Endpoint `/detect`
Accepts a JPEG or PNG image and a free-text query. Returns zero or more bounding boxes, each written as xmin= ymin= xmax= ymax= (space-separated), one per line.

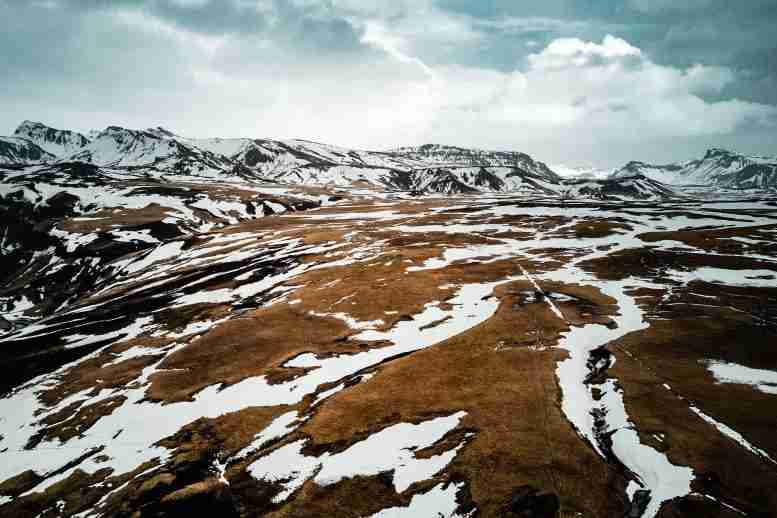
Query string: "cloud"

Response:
xmin=1 ymin=1 xmax=776 ymax=167
xmin=359 ymin=21 xmax=434 ymax=76
xmin=321 ymin=33 xmax=776 ymax=149
xmin=115 ymin=8 xmax=228 ymax=56
xmin=527 ymin=34 xmax=641 ymax=69
xmin=474 ymin=16 xmax=590 ymax=35
xmin=627 ymin=0 xmax=714 ymax=13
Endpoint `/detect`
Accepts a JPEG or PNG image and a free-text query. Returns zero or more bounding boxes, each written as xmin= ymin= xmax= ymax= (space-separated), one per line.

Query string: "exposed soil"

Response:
xmin=2 ymin=192 xmax=776 ymax=518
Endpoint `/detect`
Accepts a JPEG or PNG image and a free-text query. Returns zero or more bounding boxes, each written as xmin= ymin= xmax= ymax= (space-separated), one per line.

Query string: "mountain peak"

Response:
xmin=97 ymin=126 xmax=154 ymax=141
xmin=146 ymin=126 xmax=178 ymax=139
xmin=612 ymin=147 xmax=776 ymax=188
xmin=12 ymin=120 xmax=90 ymax=157
xmin=703 ymin=147 xmax=735 ymax=159
xmin=13 ymin=120 xmax=48 ymax=135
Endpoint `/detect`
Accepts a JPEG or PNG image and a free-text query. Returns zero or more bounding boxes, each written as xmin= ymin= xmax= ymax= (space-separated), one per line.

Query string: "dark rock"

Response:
xmin=0 ymin=316 xmax=12 ymax=331
xmin=626 ymin=489 xmax=651 ymax=518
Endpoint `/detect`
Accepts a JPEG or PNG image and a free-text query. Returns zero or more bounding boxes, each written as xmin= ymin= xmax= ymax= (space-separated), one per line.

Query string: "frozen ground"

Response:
xmin=1 ymin=190 xmax=776 ymax=517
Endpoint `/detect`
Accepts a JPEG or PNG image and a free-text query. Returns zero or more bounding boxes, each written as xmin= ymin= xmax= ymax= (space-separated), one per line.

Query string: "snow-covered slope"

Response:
xmin=0 ymin=160 xmax=320 ymax=332
xmin=410 ymin=166 xmax=560 ymax=195
xmin=191 ymin=138 xmax=563 ymax=194
xmin=612 ymin=148 xmax=777 ymax=189
xmin=3 ymin=122 xmax=565 ymax=194
xmin=551 ymin=164 xmax=612 ymax=180
xmin=0 ymin=136 xmax=56 ymax=165
xmin=69 ymin=126 xmax=248 ymax=178
xmin=393 ymin=143 xmax=557 ymax=173
xmin=13 ymin=120 xmax=90 ymax=157
xmin=191 ymin=137 xmax=422 ymax=174
xmin=560 ymin=175 xmax=676 ymax=200
xmin=5 ymin=121 xmax=775 ymax=195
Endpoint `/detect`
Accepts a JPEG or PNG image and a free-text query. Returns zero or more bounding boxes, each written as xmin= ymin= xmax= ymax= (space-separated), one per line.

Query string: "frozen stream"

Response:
xmin=542 ymin=267 xmax=694 ymax=518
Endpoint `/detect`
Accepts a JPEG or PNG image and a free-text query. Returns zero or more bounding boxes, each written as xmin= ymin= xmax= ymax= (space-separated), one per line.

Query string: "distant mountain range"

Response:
xmin=549 ymin=164 xmax=613 ymax=180
xmin=2 ymin=122 xmax=565 ymax=195
xmin=3 ymin=120 xmax=775 ymax=197
xmin=560 ymin=175 xmax=676 ymax=200
xmin=612 ymin=148 xmax=777 ymax=189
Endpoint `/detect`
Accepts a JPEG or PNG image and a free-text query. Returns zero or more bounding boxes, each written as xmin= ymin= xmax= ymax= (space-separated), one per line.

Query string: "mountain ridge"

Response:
xmin=14 ymin=120 xmax=91 ymax=157
xmin=8 ymin=120 xmax=770 ymax=196
xmin=3 ymin=121 xmax=568 ymax=195
xmin=611 ymin=147 xmax=777 ymax=189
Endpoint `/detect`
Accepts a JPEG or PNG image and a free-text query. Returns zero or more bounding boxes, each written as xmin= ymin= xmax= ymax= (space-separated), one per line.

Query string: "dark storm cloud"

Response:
xmin=0 ymin=0 xmax=372 ymax=131
xmin=2 ymin=0 xmax=364 ymax=51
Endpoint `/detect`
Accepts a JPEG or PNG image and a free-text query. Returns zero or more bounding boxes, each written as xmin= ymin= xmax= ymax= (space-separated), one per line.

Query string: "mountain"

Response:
xmin=409 ymin=166 xmax=561 ymax=195
xmin=551 ymin=164 xmax=612 ymax=180
xmin=393 ymin=143 xmax=559 ymax=173
xmin=195 ymin=140 xmax=560 ymax=194
xmin=69 ymin=126 xmax=251 ymax=177
xmin=560 ymin=174 xmax=677 ymax=200
xmin=93 ymin=129 xmax=564 ymax=194
xmin=13 ymin=120 xmax=91 ymax=157
xmin=4 ymin=122 xmax=560 ymax=194
xmin=12 ymin=121 xmax=774 ymax=198
xmin=612 ymin=148 xmax=777 ymax=189
xmin=241 ymin=142 xmax=562 ymax=194
xmin=0 ymin=136 xmax=56 ymax=165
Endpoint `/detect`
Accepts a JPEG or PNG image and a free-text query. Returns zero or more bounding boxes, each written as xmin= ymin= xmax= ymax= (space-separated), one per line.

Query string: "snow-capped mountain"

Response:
xmin=204 ymin=138 xmax=425 ymax=181
xmin=401 ymin=144 xmax=562 ymax=184
xmin=81 ymin=125 xmax=563 ymax=194
xmin=409 ymin=166 xmax=561 ymax=195
xmin=69 ymin=126 xmax=249 ymax=177
xmin=238 ymin=142 xmax=562 ymax=194
xmin=0 ymin=136 xmax=56 ymax=165
xmin=560 ymin=175 xmax=676 ymax=200
xmin=5 ymin=122 xmax=559 ymax=194
xmin=208 ymin=140 xmax=561 ymax=193
xmin=551 ymin=164 xmax=612 ymax=180
xmin=9 ymin=121 xmax=772 ymax=198
xmin=612 ymin=148 xmax=777 ymax=189
xmin=393 ymin=143 xmax=557 ymax=172
xmin=13 ymin=120 xmax=91 ymax=157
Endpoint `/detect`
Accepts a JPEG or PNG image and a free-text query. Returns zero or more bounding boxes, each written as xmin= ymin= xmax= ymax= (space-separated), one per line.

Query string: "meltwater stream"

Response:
xmin=542 ymin=265 xmax=694 ymax=518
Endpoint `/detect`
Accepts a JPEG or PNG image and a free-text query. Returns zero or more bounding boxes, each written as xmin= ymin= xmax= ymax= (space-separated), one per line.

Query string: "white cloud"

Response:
xmin=475 ymin=16 xmax=590 ymax=35
xmin=528 ymin=35 xmax=641 ymax=69
xmin=336 ymin=0 xmax=481 ymax=69
xmin=359 ymin=21 xmax=434 ymax=76
xmin=287 ymin=33 xmax=775 ymax=154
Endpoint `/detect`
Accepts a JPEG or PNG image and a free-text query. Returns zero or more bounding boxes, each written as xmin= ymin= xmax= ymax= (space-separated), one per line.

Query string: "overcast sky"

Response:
xmin=2 ymin=0 xmax=776 ymax=166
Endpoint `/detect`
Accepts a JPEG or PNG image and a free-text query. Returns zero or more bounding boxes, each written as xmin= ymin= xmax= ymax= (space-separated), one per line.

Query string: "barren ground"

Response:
xmin=1 ymin=193 xmax=776 ymax=517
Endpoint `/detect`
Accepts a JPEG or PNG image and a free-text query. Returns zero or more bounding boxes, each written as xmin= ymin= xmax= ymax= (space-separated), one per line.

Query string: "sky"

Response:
xmin=1 ymin=0 xmax=776 ymax=167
